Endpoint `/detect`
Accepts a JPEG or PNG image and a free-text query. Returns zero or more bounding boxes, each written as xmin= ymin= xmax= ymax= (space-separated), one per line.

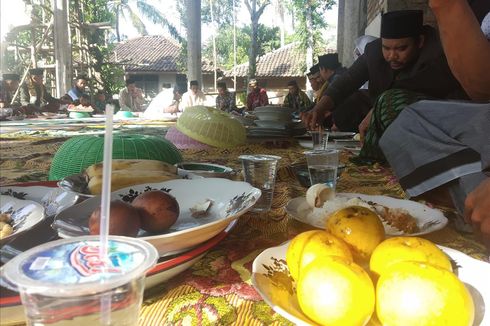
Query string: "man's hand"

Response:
xmin=301 ymin=109 xmax=321 ymax=130
xmin=464 ymin=178 xmax=490 ymax=250
xmin=358 ymin=109 xmax=373 ymax=145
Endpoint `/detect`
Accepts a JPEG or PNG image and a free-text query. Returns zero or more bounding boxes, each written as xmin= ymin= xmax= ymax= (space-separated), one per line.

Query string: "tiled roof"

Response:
xmin=224 ymin=43 xmax=306 ymax=78
xmin=111 ymin=35 xmax=215 ymax=73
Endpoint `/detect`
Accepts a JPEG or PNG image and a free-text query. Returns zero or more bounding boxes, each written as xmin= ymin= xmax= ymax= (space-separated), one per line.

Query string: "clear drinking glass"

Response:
xmin=1 ymin=236 xmax=158 ymax=326
xmin=304 ymin=149 xmax=339 ymax=189
xmin=239 ymin=154 xmax=281 ymax=212
xmin=310 ymin=130 xmax=329 ymax=150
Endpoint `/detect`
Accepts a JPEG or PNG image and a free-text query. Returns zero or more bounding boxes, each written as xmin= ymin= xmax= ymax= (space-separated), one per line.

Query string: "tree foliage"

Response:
xmin=107 ymin=0 xmax=182 ymax=42
xmin=287 ymin=0 xmax=336 ymax=59
xmin=244 ymin=0 xmax=271 ymax=79
xmin=202 ymin=24 xmax=280 ymax=70
xmin=77 ymin=0 xmax=125 ymax=95
xmin=201 ymin=0 xmax=241 ymax=26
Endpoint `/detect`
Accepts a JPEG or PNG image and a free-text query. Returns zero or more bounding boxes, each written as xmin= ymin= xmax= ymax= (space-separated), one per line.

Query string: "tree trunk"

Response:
xmin=233 ymin=0 xmax=237 ymax=89
xmin=52 ymin=0 xmax=72 ymax=97
xmin=247 ymin=0 xmax=258 ymax=81
xmin=248 ymin=16 xmax=258 ymax=80
xmin=210 ymin=0 xmax=217 ymax=91
xmin=305 ymin=3 xmax=314 ymax=96
xmin=186 ymin=0 xmax=202 ymax=88
xmin=116 ymin=5 xmax=121 ymax=42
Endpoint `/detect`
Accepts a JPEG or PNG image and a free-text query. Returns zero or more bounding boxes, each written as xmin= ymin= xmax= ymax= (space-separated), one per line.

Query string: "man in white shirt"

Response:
xmin=143 ymin=87 xmax=182 ymax=119
xmin=180 ymin=80 xmax=205 ymax=111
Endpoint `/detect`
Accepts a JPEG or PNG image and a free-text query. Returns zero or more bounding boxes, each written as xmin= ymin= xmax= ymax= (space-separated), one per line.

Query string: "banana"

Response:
xmin=85 ymin=159 xmax=177 ymax=179
xmin=88 ymin=170 xmax=180 ymax=195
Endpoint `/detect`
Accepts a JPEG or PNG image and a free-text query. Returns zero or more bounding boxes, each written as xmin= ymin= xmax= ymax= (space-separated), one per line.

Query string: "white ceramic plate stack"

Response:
xmin=253 ymin=106 xmax=294 ymax=123
xmin=250 ymin=106 xmax=305 ymax=137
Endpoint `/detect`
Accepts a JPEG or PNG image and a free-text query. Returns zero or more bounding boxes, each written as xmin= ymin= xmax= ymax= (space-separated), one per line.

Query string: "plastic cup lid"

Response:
xmin=1 ymin=236 xmax=158 ymax=297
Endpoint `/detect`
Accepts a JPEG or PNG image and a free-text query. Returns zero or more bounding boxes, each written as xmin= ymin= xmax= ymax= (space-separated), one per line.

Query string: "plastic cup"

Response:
xmin=239 ymin=155 xmax=281 ymax=212
xmin=304 ymin=149 xmax=339 ymax=189
xmin=1 ymin=236 xmax=158 ymax=326
xmin=310 ymin=130 xmax=329 ymax=150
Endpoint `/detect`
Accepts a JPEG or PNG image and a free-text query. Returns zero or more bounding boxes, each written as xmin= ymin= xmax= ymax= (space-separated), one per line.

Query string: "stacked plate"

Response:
xmin=249 ymin=106 xmax=305 ymax=137
xmin=0 ymin=179 xmax=261 ymax=325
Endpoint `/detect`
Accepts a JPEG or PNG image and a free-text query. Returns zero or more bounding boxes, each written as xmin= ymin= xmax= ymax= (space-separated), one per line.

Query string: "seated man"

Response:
xmin=0 ymin=73 xmax=21 ymax=108
xmin=317 ymin=53 xmax=372 ymax=132
xmin=93 ymin=90 xmax=107 ymax=114
xmin=306 ymin=64 xmax=323 ymax=104
xmin=118 ymin=78 xmax=145 ymax=112
xmin=180 ymin=80 xmax=206 ymax=111
xmin=379 ymin=1 xmax=490 ymax=249
xmin=318 ymin=53 xmax=346 ymax=84
xmin=67 ymin=75 xmax=88 ymax=102
xmin=215 ymin=82 xmax=237 ymax=112
xmin=302 ymin=10 xmax=467 ymax=161
xmin=19 ymin=68 xmax=61 ymax=113
xmin=246 ymin=79 xmax=268 ymax=110
xmin=283 ymin=80 xmax=312 ymax=115
xmin=143 ymin=87 xmax=182 ymax=119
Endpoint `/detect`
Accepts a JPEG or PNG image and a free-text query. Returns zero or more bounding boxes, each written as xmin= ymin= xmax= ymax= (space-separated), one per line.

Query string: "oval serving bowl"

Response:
xmin=176 ymin=162 xmax=235 ymax=179
xmin=52 ymin=178 xmax=261 ymax=257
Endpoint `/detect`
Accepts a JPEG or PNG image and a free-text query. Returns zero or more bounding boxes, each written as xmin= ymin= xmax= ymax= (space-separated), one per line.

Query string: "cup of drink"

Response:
xmin=310 ymin=130 xmax=329 ymax=150
xmin=1 ymin=235 xmax=158 ymax=325
xmin=239 ymin=154 xmax=281 ymax=212
xmin=304 ymin=149 xmax=340 ymax=189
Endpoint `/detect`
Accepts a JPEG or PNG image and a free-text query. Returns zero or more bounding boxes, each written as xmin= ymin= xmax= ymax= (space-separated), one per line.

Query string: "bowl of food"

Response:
xmin=176 ymin=162 xmax=235 ymax=179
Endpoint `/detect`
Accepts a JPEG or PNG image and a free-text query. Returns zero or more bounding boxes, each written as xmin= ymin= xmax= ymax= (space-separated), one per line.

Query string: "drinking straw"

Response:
xmin=99 ymin=104 xmax=114 ymax=324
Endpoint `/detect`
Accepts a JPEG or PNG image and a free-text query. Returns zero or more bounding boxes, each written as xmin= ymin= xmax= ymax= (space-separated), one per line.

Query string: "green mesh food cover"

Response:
xmin=176 ymin=106 xmax=246 ymax=148
xmin=49 ymin=134 xmax=183 ymax=180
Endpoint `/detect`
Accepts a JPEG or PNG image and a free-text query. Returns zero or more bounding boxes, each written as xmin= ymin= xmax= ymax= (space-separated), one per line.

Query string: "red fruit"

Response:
xmin=132 ymin=190 xmax=179 ymax=233
xmin=89 ymin=200 xmax=141 ymax=237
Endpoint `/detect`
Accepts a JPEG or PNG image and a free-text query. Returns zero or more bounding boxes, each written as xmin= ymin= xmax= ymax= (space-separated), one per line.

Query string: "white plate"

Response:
xmin=252 ymin=241 xmax=490 ymax=326
xmin=254 ymin=120 xmax=291 ymax=129
xmin=343 ymin=145 xmax=362 ymax=155
xmin=52 ymin=178 xmax=261 ymax=256
xmin=0 ymin=220 xmax=236 ymax=326
xmin=0 ymin=186 xmax=78 ymax=216
xmin=0 ymin=195 xmax=45 ymax=246
xmin=285 ymin=193 xmax=448 ymax=236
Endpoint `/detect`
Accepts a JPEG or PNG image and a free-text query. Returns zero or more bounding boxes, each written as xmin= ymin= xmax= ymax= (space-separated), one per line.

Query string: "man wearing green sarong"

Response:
xmin=302 ymin=10 xmax=468 ymax=162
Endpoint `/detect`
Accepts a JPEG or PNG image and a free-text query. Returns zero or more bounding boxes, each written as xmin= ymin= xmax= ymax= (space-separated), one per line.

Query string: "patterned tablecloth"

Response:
xmin=1 ymin=124 xmax=488 ymax=326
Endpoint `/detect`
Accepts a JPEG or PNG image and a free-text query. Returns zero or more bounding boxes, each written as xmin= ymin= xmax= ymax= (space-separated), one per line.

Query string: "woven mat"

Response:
xmin=0 ymin=135 xmax=487 ymax=326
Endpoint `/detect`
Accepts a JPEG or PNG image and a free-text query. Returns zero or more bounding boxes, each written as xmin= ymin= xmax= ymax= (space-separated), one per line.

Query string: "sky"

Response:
xmin=119 ymin=1 xmax=338 ymax=46
xmin=0 ymin=0 xmax=338 ymax=47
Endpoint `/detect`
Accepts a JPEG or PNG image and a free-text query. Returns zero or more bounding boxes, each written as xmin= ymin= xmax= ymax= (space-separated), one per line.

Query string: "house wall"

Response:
xmin=365 ymin=0 xmax=436 ymax=34
xmin=157 ymin=73 xmax=177 ymax=90
xmin=337 ymin=0 xmax=368 ymax=67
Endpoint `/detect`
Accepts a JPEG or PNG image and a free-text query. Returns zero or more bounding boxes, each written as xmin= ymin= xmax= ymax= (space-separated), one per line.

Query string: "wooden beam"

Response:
xmin=52 ymin=0 xmax=72 ymax=97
